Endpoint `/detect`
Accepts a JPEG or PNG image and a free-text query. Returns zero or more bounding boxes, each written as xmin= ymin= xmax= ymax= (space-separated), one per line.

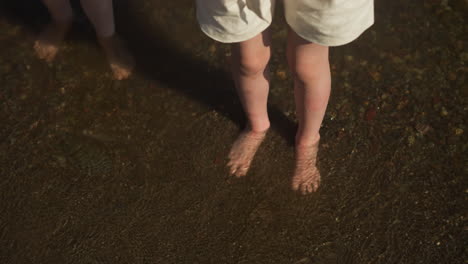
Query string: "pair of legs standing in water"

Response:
xmin=35 ymin=1 xmax=372 ymax=194
xmin=197 ymin=0 xmax=374 ymax=194
xmin=34 ymin=0 xmax=133 ymax=80
xmin=36 ymin=1 xmax=329 ymax=194
xmin=227 ymin=28 xmax=330 ymax=194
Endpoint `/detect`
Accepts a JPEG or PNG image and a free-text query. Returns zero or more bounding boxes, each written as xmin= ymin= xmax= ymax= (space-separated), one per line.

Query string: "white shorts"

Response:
xmin=196 ymin=0 xmax=374 ymax=46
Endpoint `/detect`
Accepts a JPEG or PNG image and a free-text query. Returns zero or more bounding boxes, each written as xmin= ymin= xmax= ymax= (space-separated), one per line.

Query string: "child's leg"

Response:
xmin=80 ymin=0 xmax=115 ymax=38
xmin=80 ymin=0 xmax=134 ymax=80
xmin=227 ymin=30 xmax=271 ymax=177
xmin=231 ymin=30 xmax=272 ymax=133
xmin=287 ymin=29 xmax=331 ymax=193
xmin=34 ymin=0 xmax=74 ymax=62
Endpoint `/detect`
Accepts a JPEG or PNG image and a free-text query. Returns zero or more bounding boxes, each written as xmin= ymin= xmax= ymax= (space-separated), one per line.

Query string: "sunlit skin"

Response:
xmin=287 ymin=29 xmax=330 ymax=194
xmin=35 ymin=0 xmax=134 ymax=80
xmin=228 ymin=128 xmax=267 ymax=177
xmin=292 ymin=137 xmax=321 ymax=194
xmin=229 ymin=29 xmax=330 ymax=194
xmin=98 ymin=34 xmax=134 ymax=80
xmin=34 ymin=21 xmax=71 ymax=63
xmin=228 ymin=31 xmax=271 ymax=178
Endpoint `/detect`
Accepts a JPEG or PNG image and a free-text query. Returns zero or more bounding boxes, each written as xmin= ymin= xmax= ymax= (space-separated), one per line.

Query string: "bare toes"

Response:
xmin=293 ymin=138 xmax=321 ymax=194
xmin=34 ymin=23 xmax=70 ymax=63
xmin=226 ymin=129 xmax=267 ymax=178
xmin=111 ymin=64 xmax=132 ymax=80
xmin=229 ymin=164 xmax=237 ymax=175
xmin=100 ymin=35 xmax=134 ymax=80
xmin=235 ymin=165 xmax=248 ymax=177
xmin=292 ymin=178 xmax=300 ymax=191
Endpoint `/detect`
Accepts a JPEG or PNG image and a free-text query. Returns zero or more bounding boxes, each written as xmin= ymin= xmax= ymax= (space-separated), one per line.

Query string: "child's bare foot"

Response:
xmin=34 ymin=21 xmax=71 ymax=63
xmin=98 ymin=34 xmax=134 ymax=80
xmin=227 ymin=128 xmax=268 ymax=177
xmin=292 ymin=136 xmax=321 ymax=194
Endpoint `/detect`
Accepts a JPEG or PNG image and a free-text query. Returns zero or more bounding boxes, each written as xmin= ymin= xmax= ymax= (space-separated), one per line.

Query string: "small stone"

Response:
xmin=369 ymin=71 xmax=381 ymax=81
xmin=440 ymin=107 xmax=449 ymax=116
xmin=276 ymin=69 xmax=287 ymax=80
xmin=391 ymin=55 xmax=404 ymax=64
xmin=397 ymin=100 xmax=408 ymax=110
xmin=408 ymin=135 xmax=415 ymax=146
xmin=455 ymin=128 xmax=463 ymax=135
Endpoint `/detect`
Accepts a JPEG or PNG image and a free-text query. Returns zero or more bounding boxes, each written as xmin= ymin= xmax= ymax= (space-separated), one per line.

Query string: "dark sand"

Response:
xmin=0 ymin=0 xmax=466 ymax=263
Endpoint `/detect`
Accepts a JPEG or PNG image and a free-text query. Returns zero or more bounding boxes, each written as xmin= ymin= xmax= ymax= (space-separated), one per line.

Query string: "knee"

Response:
xmin=236 ymin=50 xmax=270 ymax=77
xmin=292 ymin=55 xmax=330 ymax=84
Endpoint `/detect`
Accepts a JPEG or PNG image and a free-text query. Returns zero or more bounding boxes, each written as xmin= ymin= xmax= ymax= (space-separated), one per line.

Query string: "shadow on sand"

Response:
xmin=0 ymin=0 xmax=296 ymax=145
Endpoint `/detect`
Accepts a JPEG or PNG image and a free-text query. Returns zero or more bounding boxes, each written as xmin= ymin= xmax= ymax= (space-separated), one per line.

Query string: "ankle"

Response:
xmin=296 ymin=133 xmax=320 ymax=148
xmin=247 ymin=121 xmax=270 ymax=134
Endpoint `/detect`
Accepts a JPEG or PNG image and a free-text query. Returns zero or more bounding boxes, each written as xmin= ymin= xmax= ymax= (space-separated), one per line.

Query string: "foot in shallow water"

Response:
xmin=292 ymin=136 xmax=321 ymax=194
xmin=227 ymin=128 xmax=268 ymax=177
xmin=34 ymin=21 xmax=71 ymax=63
xmin=98 ymin=34 xmax=135 ymax=80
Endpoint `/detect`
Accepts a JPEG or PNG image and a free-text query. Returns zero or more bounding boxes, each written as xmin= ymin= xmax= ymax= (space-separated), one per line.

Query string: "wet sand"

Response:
xmin=0 ymin=0 xmax=466 ymax=263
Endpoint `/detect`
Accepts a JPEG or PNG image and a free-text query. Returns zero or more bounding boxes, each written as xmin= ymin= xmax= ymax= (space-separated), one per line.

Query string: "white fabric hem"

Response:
xmin=286 ymin=16 xmax=374 ymax=47
xmin=198 ymin=18 xmax=272 ymax=44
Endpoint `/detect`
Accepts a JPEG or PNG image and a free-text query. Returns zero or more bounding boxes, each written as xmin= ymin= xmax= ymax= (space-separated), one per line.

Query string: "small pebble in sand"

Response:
xmin=276 ymin=69 xmax=287 ymax=80
xmin=440 ymin=107 xmax=449 ymax=116
xmin=454 ymin=128 xmax=463 ymax=135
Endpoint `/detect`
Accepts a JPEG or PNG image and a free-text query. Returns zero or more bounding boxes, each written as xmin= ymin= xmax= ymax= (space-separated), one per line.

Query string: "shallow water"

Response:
xmin=0 ymin=0 xmax=466 ymax=263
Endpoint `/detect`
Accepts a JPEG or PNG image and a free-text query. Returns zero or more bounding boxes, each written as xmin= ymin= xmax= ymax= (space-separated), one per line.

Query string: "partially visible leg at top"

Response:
xmin=80 ymin=0 xmax=115 ymax=37
xmin=287 ymin=29 xmax=331 ymax=194
xmin=228 ymin=30 xmax=272 ymax=177
xmin=80 ymin=0 xmax=134 ymax=80
xmin=35 ymin=0 xmax=73 ymax=62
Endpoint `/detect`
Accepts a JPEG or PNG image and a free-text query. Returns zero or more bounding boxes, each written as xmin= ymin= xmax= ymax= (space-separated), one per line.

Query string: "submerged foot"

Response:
xmin=292 ymin=137 xmax=321 ymax=194
xmin=98 ymin=34 xmax=134 ymax=80
xmin=227 ymin=128 xmax=268 ymax=177
xmin=34 ymin=22 xmax=71 ymax=63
